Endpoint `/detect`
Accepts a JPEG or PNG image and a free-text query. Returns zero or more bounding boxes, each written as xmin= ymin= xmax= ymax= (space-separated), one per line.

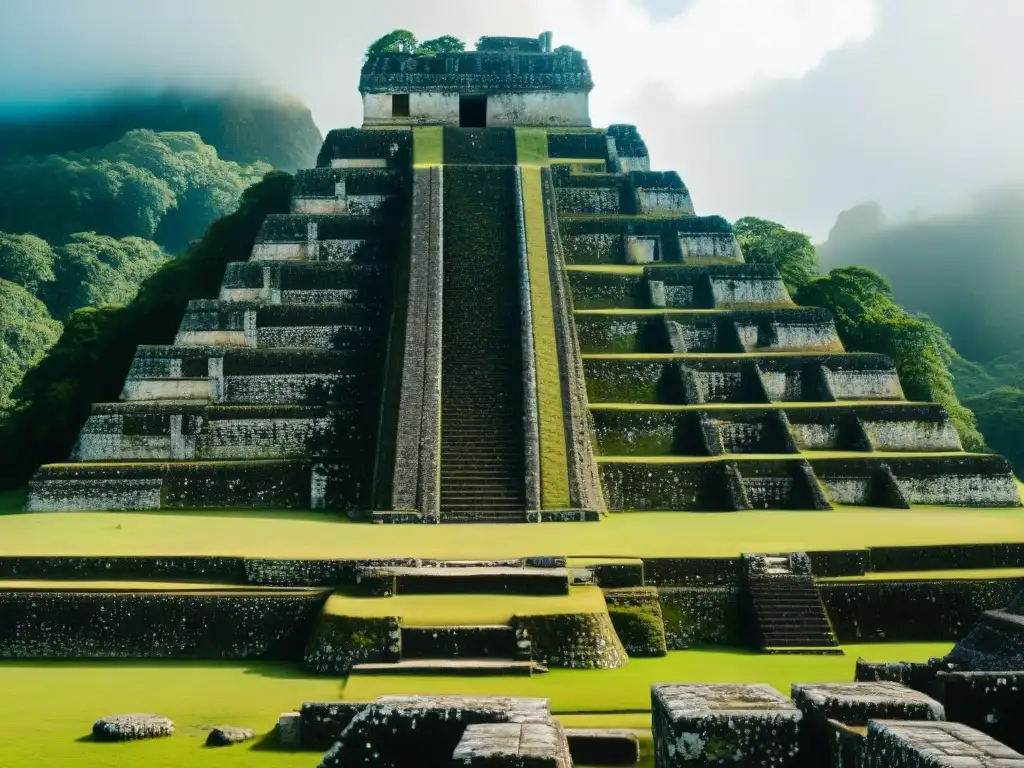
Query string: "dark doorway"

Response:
xmin=459 ymin=95 xmax=487 ymax=127
xmin=392 ymin=94 xmax=410 ymax=118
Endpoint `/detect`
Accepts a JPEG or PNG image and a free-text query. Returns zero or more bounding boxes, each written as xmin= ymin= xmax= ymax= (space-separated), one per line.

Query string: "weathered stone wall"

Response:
xmin=658 ymin=586 xmax=741 ymax=648
xmin=821 ymin=578 xmax=1022 ymax=642
xmin=303 ymin=613 xmax=401 ymax=674
xmin=0 ymin=590 xmax=327 ymax=658
xmin=512 ymin=612 xmax=628 ymax=669
xmin=388 ymin=166 xmax=443 ymax=518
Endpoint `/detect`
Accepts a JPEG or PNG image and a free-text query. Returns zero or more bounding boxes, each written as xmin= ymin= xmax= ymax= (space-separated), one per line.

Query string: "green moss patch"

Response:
xmin=413 ymin=126 xmax=443 ymax=167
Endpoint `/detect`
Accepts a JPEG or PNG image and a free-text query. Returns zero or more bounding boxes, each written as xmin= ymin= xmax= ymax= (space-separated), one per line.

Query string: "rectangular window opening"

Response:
xmin=392 ymin=94 xmax=410 ymax=118
xmin=459 ymin=95 xmax=487 ymax=128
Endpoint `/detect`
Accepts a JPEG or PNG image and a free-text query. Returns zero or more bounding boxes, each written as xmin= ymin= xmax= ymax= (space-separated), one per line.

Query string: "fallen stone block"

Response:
xmin=565 ymin=728 xmax=640 ymax=765
xmin=205 ymin=725 xmax=255 ymax=746
xmin=452 ymin=721 xmax=572 ymax=767
xmin=92 ymin=713 xmax=174 ymax=741
xmin=651 ymin=684 xmax=800 ymax=768
xmin=867 ymin=720 xmax=1024 ymax=768
xmin=792 ymin=681 xmax=944 ymax=768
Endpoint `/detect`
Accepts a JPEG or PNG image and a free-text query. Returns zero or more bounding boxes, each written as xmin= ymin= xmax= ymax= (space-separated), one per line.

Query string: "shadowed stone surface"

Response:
xmin=651 ymin=684 xmax=800 ymax=768
xmin=92 ymin=713 xmax=174 ymax=741
xmin=867 ymin=720 xmax=1024 ymax=768
xmin=565 ymin=728 xmax=640 ymax=766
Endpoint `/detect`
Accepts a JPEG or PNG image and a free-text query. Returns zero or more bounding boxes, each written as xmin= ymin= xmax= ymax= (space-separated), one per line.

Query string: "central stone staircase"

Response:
xmin=746 ymin=555 xmax=841 ymax=654
xmin=439 ymin=165 xmax=527 ymax=522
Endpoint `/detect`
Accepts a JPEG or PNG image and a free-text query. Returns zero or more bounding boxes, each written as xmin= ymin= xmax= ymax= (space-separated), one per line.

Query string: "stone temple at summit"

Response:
xmin=25 ymin=31 xmax=1020 ymax=521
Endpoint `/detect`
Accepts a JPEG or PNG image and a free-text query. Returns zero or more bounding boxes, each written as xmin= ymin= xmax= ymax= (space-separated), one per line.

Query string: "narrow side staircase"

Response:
xmin=439 ymin=165 xmax=527 ymax=522
xmin=747 ymin=555 xmax=842 ymax=654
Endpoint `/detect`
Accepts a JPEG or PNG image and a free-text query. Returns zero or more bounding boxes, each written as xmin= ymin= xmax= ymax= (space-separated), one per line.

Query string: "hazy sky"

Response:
xmin=1 ymin=0 xmax=1022 ymax=238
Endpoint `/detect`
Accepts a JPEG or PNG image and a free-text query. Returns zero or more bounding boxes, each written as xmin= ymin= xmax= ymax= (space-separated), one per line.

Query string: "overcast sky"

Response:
xmin=1 ymin=0 xmax=1022 ymax=238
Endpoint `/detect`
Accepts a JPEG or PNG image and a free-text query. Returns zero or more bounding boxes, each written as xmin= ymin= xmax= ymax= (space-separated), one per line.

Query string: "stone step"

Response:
xmin=441 ymin=513 xmax=530 ymax=524
xmin=350 ymin=659 xmax=547 ymax=676
xmin=381 ymin=566 xmax=569 ymax=595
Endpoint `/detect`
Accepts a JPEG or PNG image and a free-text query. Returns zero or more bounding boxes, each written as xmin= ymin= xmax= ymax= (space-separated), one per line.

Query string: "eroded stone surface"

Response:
xmin=652 ymin=684 xmax=800 ymax=768
xmin=92 ymin=713 xmax=174 ymax=741
xmin=319 ymin=695 xmax=554 ymax=768
xmin=453 ymin=721 xmax=572 ymax=767
xmin=867 ymin=720 xmax=1024 ymax=768
xmin=792 ymin=681 xmax=944 ymax=725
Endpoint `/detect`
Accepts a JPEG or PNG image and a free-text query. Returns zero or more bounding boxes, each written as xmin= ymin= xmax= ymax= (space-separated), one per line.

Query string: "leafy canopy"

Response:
xmin=0 ymin=232 xmax=55 ymax=293
xmin=366 ymin=30 xmax=466 ymax=57
xmin=734 ymin=216 xmax=819 ymax=292
xmin=0 ymin=279 xmax=62 ymax=410
xmin=0 ymin=171 xmax=294 ymax=488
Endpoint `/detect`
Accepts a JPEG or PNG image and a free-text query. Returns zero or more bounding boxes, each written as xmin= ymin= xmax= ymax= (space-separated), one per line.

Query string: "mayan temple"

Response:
xmin=26 ymin=32 xmax=1019 ymax=520
xmin=6 ymin=30 xmax=1024 ymax=768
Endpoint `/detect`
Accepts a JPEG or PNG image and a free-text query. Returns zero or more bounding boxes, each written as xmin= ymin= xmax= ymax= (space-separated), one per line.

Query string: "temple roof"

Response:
xmin=359 ymin=45 xmax=593 ymax=95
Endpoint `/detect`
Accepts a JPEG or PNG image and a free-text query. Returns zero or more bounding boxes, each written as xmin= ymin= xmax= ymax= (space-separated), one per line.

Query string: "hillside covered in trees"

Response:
xmin=0 ymin=89 xmax=320 ymax=413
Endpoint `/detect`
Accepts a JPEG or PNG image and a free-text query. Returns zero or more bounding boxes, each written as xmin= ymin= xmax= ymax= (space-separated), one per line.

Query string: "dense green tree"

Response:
xmin=0 ymin=280 xmax=62 ymax=411
xmin=0 ymin=232 xmax=55 ymax=294
xmin=797 ymin=266 xmax=985 ymax=451
xmin=417 ymin=36 xmax=466 ymax=54
xmin=366 ymin=30 xmax=418 ymax=56
xmin=44 ymin=233 xmax=167 ymax=319
xmin=0 ymin=171 xmax=294 ymax=488
xmin=734 ymin=216 xmax=820 ymax=292
xmin=0 ymin=130 xmax=271 ymax=249
xmin=965 ymin=387 xmax=1024 ymax=474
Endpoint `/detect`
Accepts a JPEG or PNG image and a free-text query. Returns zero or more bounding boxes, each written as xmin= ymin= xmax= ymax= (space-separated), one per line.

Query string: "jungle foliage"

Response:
xmin=0 ymin=171 xmax=294 ymax=489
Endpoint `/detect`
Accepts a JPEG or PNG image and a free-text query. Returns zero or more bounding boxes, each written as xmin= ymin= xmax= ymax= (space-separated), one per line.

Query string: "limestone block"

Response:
xmin=709 ymin=276 xmax=790 ymax=307
xmin=866 ymin=720 xmax=1024 ymax=768
xmin=330 ymin=158 xmax=388 ymax=169
xmin=206 ymin=725 xmax=255 ymax=746
xmin=299 ymin=702 xmax=369 ymax=750
xmin=638 ymin=190 xmax=694 ymax=215
xmin=793 ymin=681 xmax=944 ymax=766
xmin=318 ymin=695 xmax=553 ymax=768
xmin=453 ymin=722 xmax=572 ymax=767
xmin=679 ymin=234 xmax=743 ymax=263
xmin=251 ymin=242 xmax=307 ymax=261
xmin=863 ymin=419 xmax=962 ymax=452
xmin=93 ymin=713 xmax=174 ymax=741
xmin=825 ymin=369 xmax=904 ymax=401
xmin=26 ymin=477 xmax=163 ymax=511
xmin=626 ymin=237 xmax=659 ymax=264
xmin=121 ymin=378 xmax=211 ymax=402
xmin=651 ymin=684 xmax=801 ymax=768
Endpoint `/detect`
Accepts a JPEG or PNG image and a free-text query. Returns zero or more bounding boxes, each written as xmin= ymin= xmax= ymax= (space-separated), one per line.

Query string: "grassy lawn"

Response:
xmin=819 ymin=568 xmax=1024 ymax=582
xmin=589 ymin=401 xmax=931 ymax=411
xmin=0 ymin=643 xmax=950 ymax=766
xmin=340 ymin=643 xmax=952 ymax=713
xmin=520 ymin=163 xmax=571 ymax=507
xmin=413 ymin=126 xmax=443 ymax=167
xmin=323 ymin=586 xmax=606 ymax=626
xmin=0 ymin=661 xmax=342 ymax=767
xmin=514 ymin=128 xmax=549 ymax=166
xmin=596 ymin=452 xmax=969 ymax=463
xmin=0 ymin=508 xmax=1021 ymax=560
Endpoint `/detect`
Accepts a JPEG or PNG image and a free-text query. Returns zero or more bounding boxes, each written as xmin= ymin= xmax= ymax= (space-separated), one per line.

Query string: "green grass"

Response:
xmin=596 ymin=451 xmax=970 ymax=463
xmin=819 ymin=568 xmax=1024 ymax=582
xmin=0 ymin=661 xmax=342 ymax=767
xmin=589 ymin=401 xmax=931 ymax=411
xmin=518 ymin=162 xmax=571 ymax=508
xmin=581 ymin=352 xmax=877 ymax=360
xmin=514 ymin=127 xmax=549 ymax=166
xmin=340 ymin=643 xmax=952 ymax=713
xmin=0 ymin=643 xmax=947 ymax=765
xmin=1 ymin=508 xmax=1022 ymax=559
xmin=566 ymin=264 xmax=645 ymax=275
xmin=323 ymin=586 xmax=607 ymax=626
xmin=413 ymin=126 xmax=443 ymax=167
